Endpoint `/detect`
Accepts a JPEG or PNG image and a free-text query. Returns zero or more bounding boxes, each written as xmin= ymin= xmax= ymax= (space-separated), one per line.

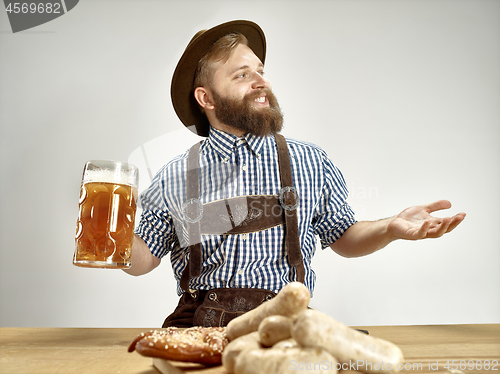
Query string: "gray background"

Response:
xmin=1 ymin=0 xmax=498 ymax=327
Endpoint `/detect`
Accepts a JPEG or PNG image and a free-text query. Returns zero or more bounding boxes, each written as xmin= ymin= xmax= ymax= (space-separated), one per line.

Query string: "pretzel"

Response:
xmin=128 ymin=326 xmax=228 ymax=365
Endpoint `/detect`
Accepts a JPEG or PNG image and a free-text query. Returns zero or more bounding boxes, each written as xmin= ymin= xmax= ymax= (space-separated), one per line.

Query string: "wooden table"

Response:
xmin=1 ymin=325 xmax=498 ymax=373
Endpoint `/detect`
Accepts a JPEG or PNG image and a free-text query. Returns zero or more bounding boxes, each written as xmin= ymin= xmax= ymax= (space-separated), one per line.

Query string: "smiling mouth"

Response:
xmin=255 ymin=96 xmax=266 ymax=103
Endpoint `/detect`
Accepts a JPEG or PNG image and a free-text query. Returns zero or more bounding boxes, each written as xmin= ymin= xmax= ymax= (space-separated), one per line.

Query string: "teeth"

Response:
xmin=255 ymin=96 xmax=265 ymax=103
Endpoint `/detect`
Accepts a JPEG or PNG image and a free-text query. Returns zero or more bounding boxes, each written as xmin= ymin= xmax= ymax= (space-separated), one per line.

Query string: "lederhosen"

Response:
xmin=162 ymin=134 xmax=304 ymax=328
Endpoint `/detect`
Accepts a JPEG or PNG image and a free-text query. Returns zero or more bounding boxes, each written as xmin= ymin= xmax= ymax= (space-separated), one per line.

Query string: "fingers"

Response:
xmin=415 ymin=219 xmax=431 ymax=239
xmin=424 ymin=200 xmax=452 ymax=213
xmin=415 ymin=212 xmax=466 ymax=239
xmin=421 ymin=201 xmax=466 ymax=238
xmin=429 ymin=217 xmax=452 ymax=238
xmin=396 ymin=202 xmax=465 ymax=241
xmin=426 ymin=214 xmax=466 ymax=238
xmin=445 ymin=213 xmax=466 ymax=233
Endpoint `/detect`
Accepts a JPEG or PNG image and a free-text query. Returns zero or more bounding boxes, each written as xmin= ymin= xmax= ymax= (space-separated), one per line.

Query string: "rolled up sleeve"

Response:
xmin=134 ymin=172 xmax=177 ymax=258
xmin=312 ymin=155 xmax=357 ymax=248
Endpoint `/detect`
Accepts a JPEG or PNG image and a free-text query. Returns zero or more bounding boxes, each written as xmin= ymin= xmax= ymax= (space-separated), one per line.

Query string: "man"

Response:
xmin=124 ymin=20 xmax=465 ymax=327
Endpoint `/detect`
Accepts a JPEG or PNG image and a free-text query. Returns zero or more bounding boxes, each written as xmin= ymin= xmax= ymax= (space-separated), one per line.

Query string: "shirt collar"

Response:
xmin=207 ymin=126 xmax=268 ymax=159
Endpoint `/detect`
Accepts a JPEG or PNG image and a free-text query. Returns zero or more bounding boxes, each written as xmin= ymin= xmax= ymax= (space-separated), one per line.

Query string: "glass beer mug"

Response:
xmin=73 ymin=160 xmax=139 ymax=269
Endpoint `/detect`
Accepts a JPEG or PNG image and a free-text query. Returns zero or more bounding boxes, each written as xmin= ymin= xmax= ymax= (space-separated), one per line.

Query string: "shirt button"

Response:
xmin=242 ymin=164 xmax=247 ymax=171
xmin=242 ymin=234 xmax=248 ymax=240
xmin=238 ymin=269 xmax=244 ymax=275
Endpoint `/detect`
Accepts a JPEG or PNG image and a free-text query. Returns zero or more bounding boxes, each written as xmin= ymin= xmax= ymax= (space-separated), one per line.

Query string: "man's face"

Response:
xmin=208 ymin=44 xmax=283 ymax=137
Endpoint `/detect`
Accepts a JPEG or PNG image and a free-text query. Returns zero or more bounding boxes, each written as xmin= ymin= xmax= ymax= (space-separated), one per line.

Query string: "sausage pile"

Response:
xmin=223 ymin=282 xmax=405 ymax=374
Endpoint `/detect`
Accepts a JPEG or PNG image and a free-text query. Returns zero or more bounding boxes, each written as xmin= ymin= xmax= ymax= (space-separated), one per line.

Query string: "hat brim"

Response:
xmin=171 ymin=20 xmax=266 ymax=137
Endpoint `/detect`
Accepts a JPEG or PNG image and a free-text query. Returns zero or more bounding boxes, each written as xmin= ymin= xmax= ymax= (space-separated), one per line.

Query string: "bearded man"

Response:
xmin=124 ymin=21 xmax=465 ymax=328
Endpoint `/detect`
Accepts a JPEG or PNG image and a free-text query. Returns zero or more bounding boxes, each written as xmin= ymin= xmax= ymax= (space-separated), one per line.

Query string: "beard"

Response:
xmin=211 ymin=88 xmax=284 ymax=137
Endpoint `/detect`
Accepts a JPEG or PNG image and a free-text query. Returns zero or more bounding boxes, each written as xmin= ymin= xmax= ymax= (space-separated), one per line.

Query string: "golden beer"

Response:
xmin=73 ymin=161 xmax=138 ymax=269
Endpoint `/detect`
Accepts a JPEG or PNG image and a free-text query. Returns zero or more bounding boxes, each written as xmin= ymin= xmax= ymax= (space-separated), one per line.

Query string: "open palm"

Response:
xmin=388 ymin=200 xmax=466 ymax=240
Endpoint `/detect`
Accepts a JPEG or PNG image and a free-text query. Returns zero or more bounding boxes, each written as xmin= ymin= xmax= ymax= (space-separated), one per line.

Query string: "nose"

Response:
xmin=251 ymin=71 xmax=271 ymax=90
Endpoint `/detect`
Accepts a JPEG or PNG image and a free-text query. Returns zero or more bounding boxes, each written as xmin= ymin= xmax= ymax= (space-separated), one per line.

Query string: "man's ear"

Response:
xmin=194 ymin=87 xmax=215 ymax=111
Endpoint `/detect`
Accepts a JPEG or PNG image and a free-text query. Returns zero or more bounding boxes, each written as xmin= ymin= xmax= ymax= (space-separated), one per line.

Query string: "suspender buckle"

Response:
xmin=279 ymin=186 xmax=299 ymax=211
xmin=188 ymin=289 xmax=199 ymax=299
xmin=182 ymin=198 xmax=204 ymax=223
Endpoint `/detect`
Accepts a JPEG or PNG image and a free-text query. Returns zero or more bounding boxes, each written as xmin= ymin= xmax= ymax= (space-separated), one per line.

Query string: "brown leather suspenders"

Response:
xmin=180 ymin=141 xmax=203 ymax=290
xmin=275 ymin=134 xmax=306 ymax=283
xmin=179 ymin=134 xmax=304 ymax=292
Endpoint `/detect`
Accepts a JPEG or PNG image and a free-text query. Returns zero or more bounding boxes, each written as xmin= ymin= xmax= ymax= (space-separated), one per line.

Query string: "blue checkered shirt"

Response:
xmin=135 ymin=127 xmax=356 ymax=296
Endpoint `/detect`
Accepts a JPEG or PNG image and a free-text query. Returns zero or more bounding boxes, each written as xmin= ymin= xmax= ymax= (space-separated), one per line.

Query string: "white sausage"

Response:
xmin=272 ymin=337 xmax=299 ymax=349
xmin=258 ymin=315 xmax=292 ymax=347
xmin=291 ymin=309 xmax=404 ymax=374
xmin=222 ymin=331 xmax=262 ymax=374
xmin=234 ymin=347 xmax=338 ymax=374
xmin=226 ymin=282 xmax=310 ymax=341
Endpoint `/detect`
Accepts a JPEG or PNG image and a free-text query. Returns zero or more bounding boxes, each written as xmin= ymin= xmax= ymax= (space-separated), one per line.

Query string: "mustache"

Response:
xmin=246 ymin=88 xmax=273 ymax=101
xmin=244 ymin=88 xmax=281 ymax=111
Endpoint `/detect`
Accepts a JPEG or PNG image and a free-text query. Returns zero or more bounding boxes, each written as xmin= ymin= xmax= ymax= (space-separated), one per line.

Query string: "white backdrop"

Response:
xmin=1 ymin=0 xmax=498 ymax=328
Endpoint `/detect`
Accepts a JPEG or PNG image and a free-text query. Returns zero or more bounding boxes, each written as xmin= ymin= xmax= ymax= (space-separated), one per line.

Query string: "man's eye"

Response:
xmin=259 ymin=71 xmax=265 ymax=76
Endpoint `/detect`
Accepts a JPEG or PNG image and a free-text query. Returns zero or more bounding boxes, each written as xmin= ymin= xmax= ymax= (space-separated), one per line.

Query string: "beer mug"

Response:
xmin=73 ymin=160 xmax=139 ymax=269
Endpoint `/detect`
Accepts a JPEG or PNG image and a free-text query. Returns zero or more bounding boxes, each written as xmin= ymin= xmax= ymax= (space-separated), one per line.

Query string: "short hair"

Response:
xmin=194 ymin=32 xmax=249 ymax=90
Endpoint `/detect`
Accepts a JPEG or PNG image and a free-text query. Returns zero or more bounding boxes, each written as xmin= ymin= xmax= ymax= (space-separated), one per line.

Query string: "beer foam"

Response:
xmin=83 ymin=168 xmax=138 ymax=187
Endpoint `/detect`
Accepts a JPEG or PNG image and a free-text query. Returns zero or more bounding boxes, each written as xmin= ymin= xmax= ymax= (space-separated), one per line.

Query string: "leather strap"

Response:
xmin=275 ymin=134 xmax=305 ymax=282
xmin=201 ymin=195 xmax=285 ymax=235
xmin=180 ymin=141 xmax=202 ymax=291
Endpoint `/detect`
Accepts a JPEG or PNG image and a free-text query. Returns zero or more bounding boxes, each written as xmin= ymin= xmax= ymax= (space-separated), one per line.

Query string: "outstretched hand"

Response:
xmin=388 ymin=200 xmax=466 ymax=241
